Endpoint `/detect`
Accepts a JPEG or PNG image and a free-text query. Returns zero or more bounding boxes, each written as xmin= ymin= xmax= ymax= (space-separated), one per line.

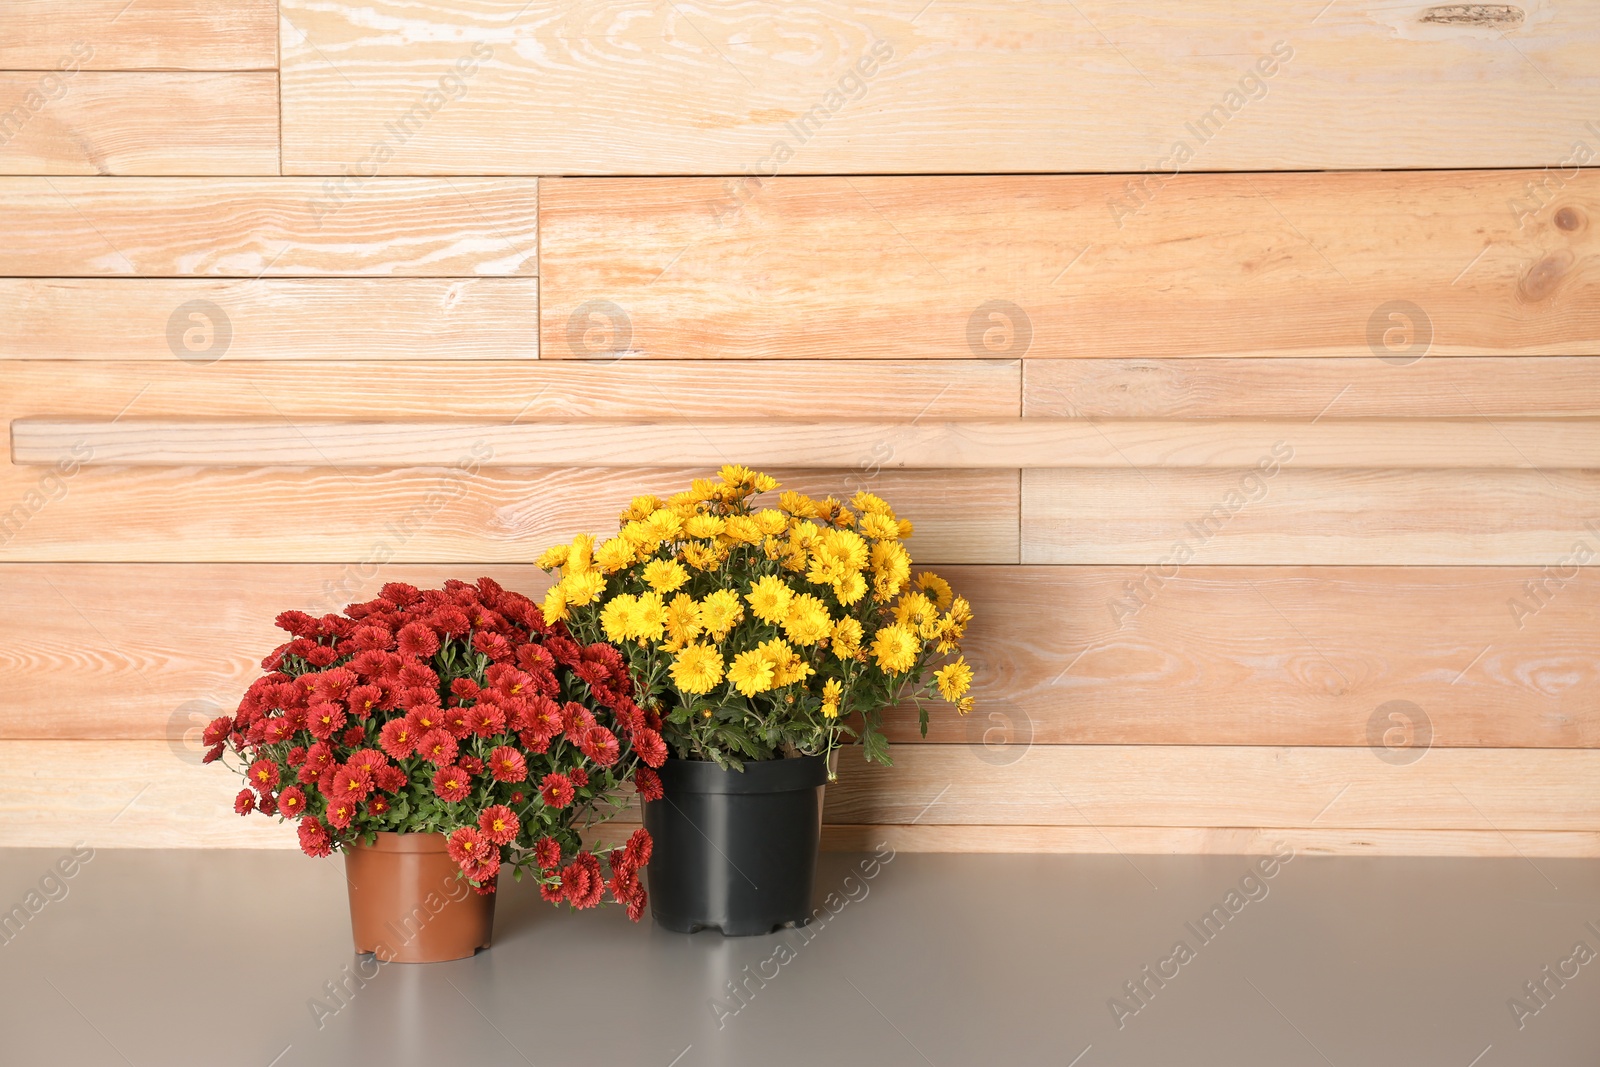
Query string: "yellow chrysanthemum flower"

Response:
xmin=746 ymin=575 xmax=793 ymax=625
xmin=916 ymin=572 xmax=954 ymax=612
xmin=664 ymin=593 xmax=702 ymax=648
xmin=565 ymin=533 xmax=595 ymax=575
xmin=719 ymin=463 xmax=757 ymax=488
xmin=831 ymin=617 xmax=863 ymax=658
xmin=934 ymin=657 xmax=973 ymax=702
xmin=670 ymin=643 xmax=725 ymax=695
xmin=779 ymin=491 xmax=818 ymax=518
xmin=787 ymin=520 xmax=821 ymax=548
xmin=643 ymin=558 xmax=689 ymax=594
xmin=682 ymin=541 xmax=723 ymax=572
xmin=897 ymin=518 xmax=914 ymax=539
xmin=723 ymin=515 xmax=763 ymax=545
xmin=821 ymin=677 xmax=843 ymax=718
xmin=859 ymin=513 xmax=901 ymax=541
xmin=595 ymin=536 xmax=636 ymax=573
xmin=871 ymin=623 xmax=919 ymax=674
xmin=870 ymin=540 xmax=911 ymax=599
xmin=895 ymin=592 xmax=942 ymax=640
xmin=633 ymin=591 xmax=668 ymax=642
xmin=727 ymin=649 xmax=776 ymax=697
xmin=562 ymin=570 xmax=606 ymax=607
xmin=536 ymin=544 xmax=569 ymax=570
xmin=700 ymin=589 xmax=744 ymax=638
xmin=645 ymin=508 xmax=682 ymax=542
xmin=542 ymin=584 xmax=568 ymax=623
xmin=760 ymin=638 xmax=813 ymax=687
xmin=755 ymin=509 xmax=788 ymax=536
xmin=600 ymin=595 xmax=637 ymax=643
xmin=753 ymin=471 xmax=780 ymax=494
xmin=783 ymin=593 xmax=832 ymax=646
xmin=956 ymin=696 xmax=975 ymax=716
xmin=850 ymin=491 xmax=895 ymax=517
xmin=621 ymin=494 xmax=662 ymax=522
xmin=684 ymin=513 xmax=725 ymax=539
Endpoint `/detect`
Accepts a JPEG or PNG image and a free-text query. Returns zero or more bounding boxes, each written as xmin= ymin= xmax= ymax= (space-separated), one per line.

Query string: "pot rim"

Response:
xmin=346 ymin=830 xmax=452 ymax=854
xmin=656 ymin=754 xmax=829 ymax=795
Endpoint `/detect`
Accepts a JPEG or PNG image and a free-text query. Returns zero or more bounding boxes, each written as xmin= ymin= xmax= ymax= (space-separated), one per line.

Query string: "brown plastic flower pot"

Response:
xmin=343 ymin=832 xmax=494 ymax=963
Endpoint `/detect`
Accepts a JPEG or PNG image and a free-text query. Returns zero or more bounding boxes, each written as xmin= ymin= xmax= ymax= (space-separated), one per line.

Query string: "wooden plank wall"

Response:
xmin=3 ymin=0 xmax=1598 ymax=856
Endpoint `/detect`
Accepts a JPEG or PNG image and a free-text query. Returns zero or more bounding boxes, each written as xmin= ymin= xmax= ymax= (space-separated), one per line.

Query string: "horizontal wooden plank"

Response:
xmin=0 ymin=279 xmax=541 ymax=360
xmin=280 ymin=0 xmax=1600 ymax=173
xmin=881 ymin=566 xmax=1600 ymax=749
xmin=6 ymin=741 xmax=1597 ymax=849
xmin=821 ymin=825 xmax=1600 ymax=859
xmin=0 ymin=72 xmax=278 ymax=175
xmin=6 ymin=565 xmax=1597 ymax=749
xmin=0 ymin=468 xmax=1015 ymax=564
xmin=1021 ymin=468 xmax=1600 ymax=566
xmin=0 ymin=178 xmax=538 ymax=276
xmin=16 ymin=417 xmax=1598 ymax=469
xmin=1025 ymin=358 xmax=1600 ymax=419
xmin=0 ymin=0 xmax=277 ymax=70
xmin=822 ymin=745 xmax=1600 ymax=831
xmin=0 ymin=360 xmax=1014 ymax=417
xmin=538 ymin=172 xmax=1600 ymax=359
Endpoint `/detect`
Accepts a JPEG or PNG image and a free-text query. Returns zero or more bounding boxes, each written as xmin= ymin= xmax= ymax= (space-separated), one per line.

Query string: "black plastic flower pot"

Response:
xmin=642 ymin=754 xmax=829 ymax=936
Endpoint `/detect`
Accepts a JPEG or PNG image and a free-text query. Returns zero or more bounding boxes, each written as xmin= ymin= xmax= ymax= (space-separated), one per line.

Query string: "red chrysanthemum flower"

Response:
xmin=258 ymin=793 xmax=278 ymax=816
xmin=367 ymin=795 xmax=390 ymax=817
xmin=626 ymin=892 xmax=647 ymax=923
xmin=298 ymin=817 xmax=333 ymax=858
xmin=580 ymin=726 xmax=621 ymax=767
xmin=347 ymin=684 xmax=384 ymax=718
xmin=447 ymin=826 xmax=490 ymax=868
xmin=203 ymin=716 xmax=234 ymax=746
xmin=246 ymin=758 xmax=279 ymax=793
xmin=375 ymin=765 xmax=407 ymax=794
xmin=561 ymin=853 xmax=604 ymax=909
xmin=634 ymin=728 xmax=667 ymax=768
xmin=433 ymin=765 xmax=471 ymax=803
xmin=278 ymin=786 xmax=307 ymax=817
xmin=478 ymin=804 xmax=519 ymax=846
xmin=562 ymin=702 xmax=597 ymax=745
xmin=340 ymin=725 xmax=367 ymax=748
xmin=540 ymin=772 xmax=575 ymax=809
xmin=397 ymin=661 xmax=439 ymax=692
xmin=415 ymin=728 xmax=458 ymax=767
xmin=306 ymin=667 xmax=357 ymax=704
xmin=534 ymin=836 xmax=561 ymax=872
xmin=396 ymin=621 xmax=440 ymax=660
xmin=203 ymin=742 xmax=225 ymax=764
xmin=431 ymin=607 xmax=471 ymax=636
xmin=380 ymin=582 xmax=422 ymax=607
xmin=459 ymin=755 xmax=484 ymax=776
xmin=523 ymin=696 xmax=564 ymax=740
xmin=569 ymin=766 xmax=589 ymax=789
xmin=488 ymin=746 xmax=527 ymax=783
xmin=325 ymin=798 xmax=356 ymax=829
xmin=634 ymin=766 xmax=663 ymax=802
xmin=330 ymin=765 xmax=373 ymax=803
xmin=347 ymin=748 xmax=388 ymax=773
xmin=234 ymin=789 xmax=256 ymax=816
xmin=350 ymin=626 xmax=392 ymax=652
xmin=624 ymin=827 xmax=653 ymax=869
xmin=467 ymin=705 xmax=506 ymax=738
xmin=404 ymin=706 xmax=443 ymax=735
xmin=306 ymin=702 xmax=346 ymax=741
xmin=473 ymin=632 xmax=512 ymax=662
xmin=539 ymin=880 xmax=563 ymax=904
xmin=286 ymin=744 xmax=308 ymax=767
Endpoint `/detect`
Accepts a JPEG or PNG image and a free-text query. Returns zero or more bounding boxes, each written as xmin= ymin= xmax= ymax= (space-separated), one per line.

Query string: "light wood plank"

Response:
xmin=1022 ymin=468 xmax=1600 ymax=566
xmin=0 ymin=279 xmax=541 ymax=360
xmin=0 ymin=72 xmax=278 ymax=175
xmin=6 ymin=741 xmax=1597 ymax=849
xmin=1025 ymin=358 xmax=1600 ymax=419
xmin=6 ymin=565 xmax=1598 ymax=748
xmin=0 ymin=468 xmax=1015 ymax=564
xmin=821 ymin=745 xmax=1600 ymax=831
xmin=881 ymin=566 xmax=1600 ymax=749
xmin=16 ymin=417 xmax=1598 ymax=469
xmin=539 ymin=172 xmax=1600 ymax=360
xmin=821 ymin=825 xmax=1600 ymax=859
xmin=280 ymin=0 xmax=1600 ymax=174
xmin=0 ymin=178 xmax=538 ymax=276
xmin=0 ymin=0 xmax=277 ymax=71
xmin=0 ymin=360 xmax=1015 ymax=416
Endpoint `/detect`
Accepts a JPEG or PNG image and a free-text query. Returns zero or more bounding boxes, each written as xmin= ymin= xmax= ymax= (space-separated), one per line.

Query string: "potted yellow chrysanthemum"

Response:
xmin=536 ymin=465 xmax=973 ymax=935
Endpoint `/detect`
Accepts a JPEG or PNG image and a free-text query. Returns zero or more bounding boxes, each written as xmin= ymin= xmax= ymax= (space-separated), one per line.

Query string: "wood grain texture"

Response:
xmin=5 ymin=741 xmax=1596 ymax=849
xmin=820 ymin=744 xmax=1600 ymax=831
xmin=0 ymin=468 xmax=1016 ymax=564
xmin=6 ymin=565 xmax=1597 ymax=749
xmin=0 ymin=360 xmax=1016 ymax=418
xmin=1021 ymin=468 xmax=1600 ymax=566
xmin=1025 ymin=358 xmax=1600 ymax=419
xmin=279 ymin=0 xmax=1600 ymax=174
xmin=0 ymin=72 xmax=278 ymax=175
xmin=539 ymin=172 xmax=1600 ymax=360
xmin=821 ymin=825 xmax=1600 ymax=859
xmin=879 ymin=565 xmax=1600 ymax=748
xmin=17 ymin=417 xmax=1598 ymax=470
xmin=0 ymin=279 xmax=541 ymax=360
xmin=0 ymin=0 xmax=277 ymax=71
xmin=0 ymin=178 xmax=538 ymax=276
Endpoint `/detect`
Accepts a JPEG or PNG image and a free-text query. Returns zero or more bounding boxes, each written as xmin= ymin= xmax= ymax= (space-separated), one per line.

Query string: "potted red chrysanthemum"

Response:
xmin=206 ymin=577 xmax=666 ymax=962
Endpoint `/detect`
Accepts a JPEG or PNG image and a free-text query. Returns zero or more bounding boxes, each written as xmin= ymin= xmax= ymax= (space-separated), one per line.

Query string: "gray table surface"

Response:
xmin=1 ymin=846 xmax=1596 ymax=1066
